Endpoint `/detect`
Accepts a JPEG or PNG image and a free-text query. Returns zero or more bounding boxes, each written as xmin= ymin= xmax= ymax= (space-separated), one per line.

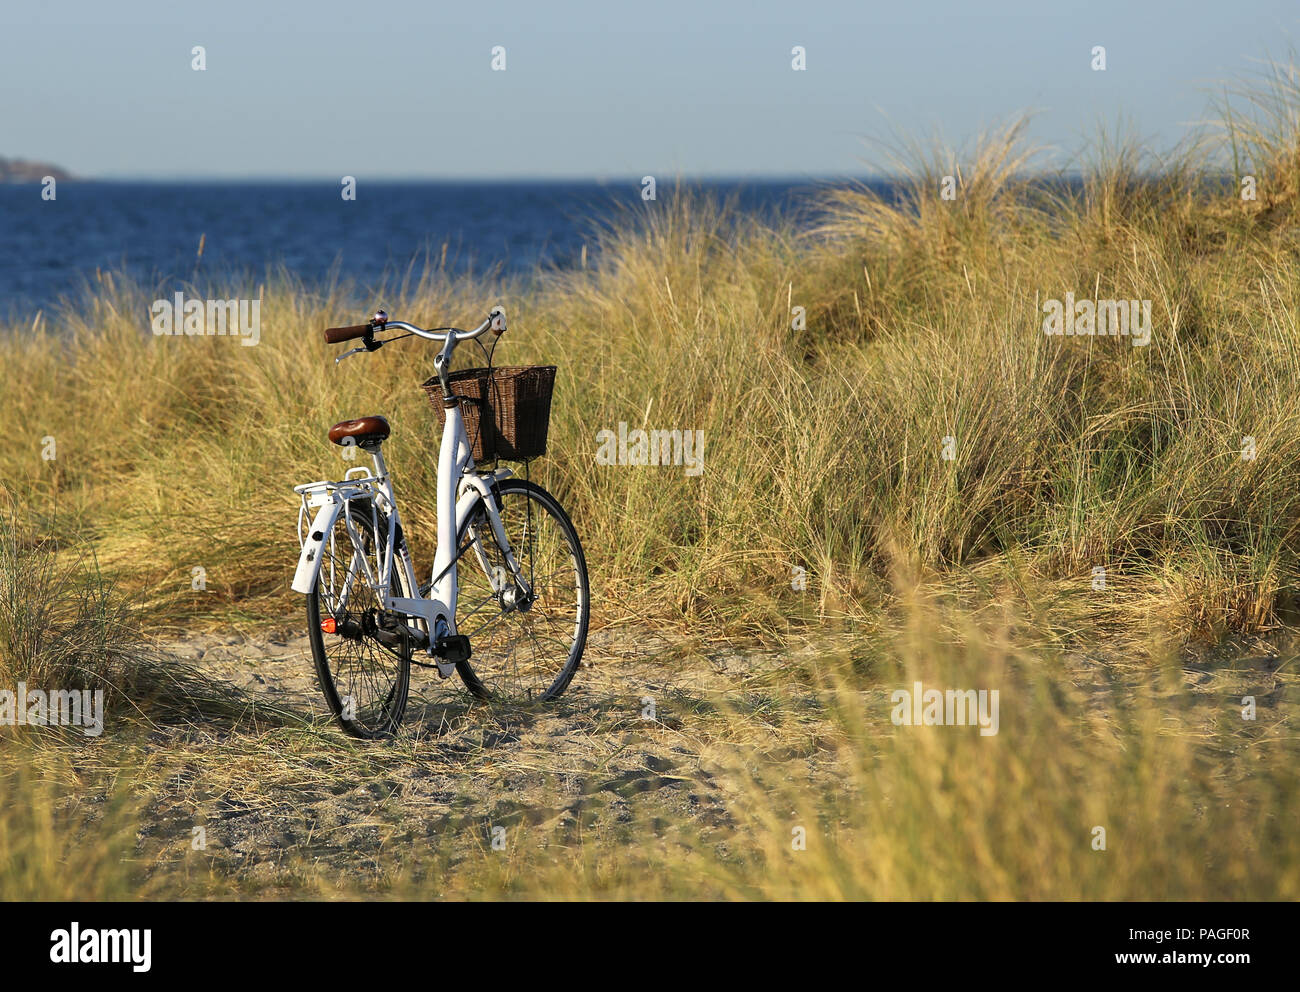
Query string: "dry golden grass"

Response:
xmin=3 ymin=61 xmax=1300 ymax=900
xmin=2 ymin=581 xmax=1294 ymax=900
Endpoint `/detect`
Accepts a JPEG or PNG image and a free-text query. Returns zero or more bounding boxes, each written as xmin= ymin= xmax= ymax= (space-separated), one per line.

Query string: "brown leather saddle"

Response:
xmin=327 ymin=415 xmax=390 ymax=449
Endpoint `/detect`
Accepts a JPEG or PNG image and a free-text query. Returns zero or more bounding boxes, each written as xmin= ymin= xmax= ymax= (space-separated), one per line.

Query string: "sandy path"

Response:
xmin=127 ymin=623 xmax=835 ymax=890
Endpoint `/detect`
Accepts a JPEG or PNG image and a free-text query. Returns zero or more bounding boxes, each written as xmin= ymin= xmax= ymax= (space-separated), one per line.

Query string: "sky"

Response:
xmin=1 ymin=0 xmax=1295 ymax=179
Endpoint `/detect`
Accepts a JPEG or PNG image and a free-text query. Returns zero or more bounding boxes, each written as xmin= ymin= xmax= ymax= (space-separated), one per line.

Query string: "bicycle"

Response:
xmin=291 ymin=306 xmax=590 ymax=738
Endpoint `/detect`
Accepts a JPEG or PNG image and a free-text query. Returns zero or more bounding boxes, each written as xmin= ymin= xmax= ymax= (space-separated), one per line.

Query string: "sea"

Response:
xmin=0 ymin=179 xmax=863 ymax=321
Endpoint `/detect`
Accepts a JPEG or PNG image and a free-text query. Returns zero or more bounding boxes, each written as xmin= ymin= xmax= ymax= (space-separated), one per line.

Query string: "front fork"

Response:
xmin=457 ymin=470 xmax=534 ymax=608
xmin=430 ymin=402 xmax=531 ymax=617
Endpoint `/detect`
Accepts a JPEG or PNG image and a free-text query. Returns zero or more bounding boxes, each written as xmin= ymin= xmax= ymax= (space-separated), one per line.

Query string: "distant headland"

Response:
xmin=0 ymin=157 xmax=73 ymax=183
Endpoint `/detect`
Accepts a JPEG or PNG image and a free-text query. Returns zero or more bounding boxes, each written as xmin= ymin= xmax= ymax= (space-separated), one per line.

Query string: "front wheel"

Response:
xmin=454 ymin=478 xmax=590 ymax=703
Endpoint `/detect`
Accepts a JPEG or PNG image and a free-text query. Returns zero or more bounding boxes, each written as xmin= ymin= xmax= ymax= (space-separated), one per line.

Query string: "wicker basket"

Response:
xmin=423 ymin=366 xmax=556 ymax=462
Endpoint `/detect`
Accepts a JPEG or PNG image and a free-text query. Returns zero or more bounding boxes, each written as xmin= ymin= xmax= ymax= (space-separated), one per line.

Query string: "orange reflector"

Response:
xmin=320 ymin=617 xmax=337 ymax=634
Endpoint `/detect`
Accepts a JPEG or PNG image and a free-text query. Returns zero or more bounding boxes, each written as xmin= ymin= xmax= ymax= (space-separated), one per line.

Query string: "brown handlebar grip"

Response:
xmin=323 ymin=323 xmax=370 ymax=344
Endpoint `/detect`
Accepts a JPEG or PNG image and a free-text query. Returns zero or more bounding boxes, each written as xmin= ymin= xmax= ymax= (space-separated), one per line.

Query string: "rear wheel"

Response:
xmin=454 ymin=479 xmax=589 ymax=703
xmin=306 ymin=499 xmax=414 ymax=738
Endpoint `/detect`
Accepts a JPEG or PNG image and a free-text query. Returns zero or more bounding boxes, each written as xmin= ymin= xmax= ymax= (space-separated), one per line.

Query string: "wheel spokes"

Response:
xmin=315 ymin=512 xmax=407 ymax=733
xmin=456 ymin=488 xmax=586 ymax=701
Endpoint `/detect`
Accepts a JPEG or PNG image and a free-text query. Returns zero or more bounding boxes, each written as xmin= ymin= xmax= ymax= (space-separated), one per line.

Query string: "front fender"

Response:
xmin=291 ymin=498 xmax=344 ymax=594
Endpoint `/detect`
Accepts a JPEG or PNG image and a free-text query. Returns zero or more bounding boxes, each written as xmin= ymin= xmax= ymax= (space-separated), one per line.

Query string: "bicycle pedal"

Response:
xmin=434 ymin=633 xmax=471 ymax=664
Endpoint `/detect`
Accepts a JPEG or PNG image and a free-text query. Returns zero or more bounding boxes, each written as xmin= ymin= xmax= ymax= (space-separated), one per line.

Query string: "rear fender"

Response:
xmin=291 ymin=497 xmax=345 ymax=595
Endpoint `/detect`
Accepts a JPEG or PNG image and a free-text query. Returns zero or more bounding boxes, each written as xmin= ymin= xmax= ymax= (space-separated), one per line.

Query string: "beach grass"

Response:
xmin=2 ymin=58 xmax=1300 ymax=900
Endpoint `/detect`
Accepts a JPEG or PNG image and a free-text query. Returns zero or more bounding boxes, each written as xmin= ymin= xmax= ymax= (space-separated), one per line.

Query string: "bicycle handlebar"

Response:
xmin=323 ymin=323 xmax=371 ymax=343
xmin=322 ymin=307 xmax=505 ymax=348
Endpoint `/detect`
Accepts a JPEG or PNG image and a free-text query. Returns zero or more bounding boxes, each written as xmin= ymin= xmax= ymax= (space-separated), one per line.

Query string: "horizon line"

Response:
xmin=0 ymin=169 xmax=1239 ymax=185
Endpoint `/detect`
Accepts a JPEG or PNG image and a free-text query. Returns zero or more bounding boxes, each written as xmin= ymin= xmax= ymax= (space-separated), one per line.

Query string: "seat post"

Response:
xmin=370 ymin=445 xmax=389 ymax=481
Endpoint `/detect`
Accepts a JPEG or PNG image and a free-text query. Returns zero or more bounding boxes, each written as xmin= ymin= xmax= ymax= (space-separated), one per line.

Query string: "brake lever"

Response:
xmin=336 ymin=312 xmax=390 ymax=364
xmin=332 ymin=348 xmax=369 ymax=366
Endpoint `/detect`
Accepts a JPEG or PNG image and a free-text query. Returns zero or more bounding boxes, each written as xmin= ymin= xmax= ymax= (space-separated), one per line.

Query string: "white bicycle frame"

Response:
xmin=290 ymin=308 xmax=531 ymax=675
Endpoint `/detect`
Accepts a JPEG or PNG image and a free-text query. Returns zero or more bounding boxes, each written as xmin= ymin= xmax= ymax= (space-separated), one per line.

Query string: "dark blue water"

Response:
xmin=0 ymin=179 xmax=837 ymax=319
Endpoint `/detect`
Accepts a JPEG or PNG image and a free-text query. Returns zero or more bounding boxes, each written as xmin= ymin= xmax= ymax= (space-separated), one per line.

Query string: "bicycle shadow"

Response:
xmin=401 ymin=687 xmax=578 ymax=744
xmin=125 ymin=627 xmax=705 ymax=753
xmin=113 ymin=646 xmax=318 ymax=735
xmin=121 ymin=643 xmax=559 ymax=745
